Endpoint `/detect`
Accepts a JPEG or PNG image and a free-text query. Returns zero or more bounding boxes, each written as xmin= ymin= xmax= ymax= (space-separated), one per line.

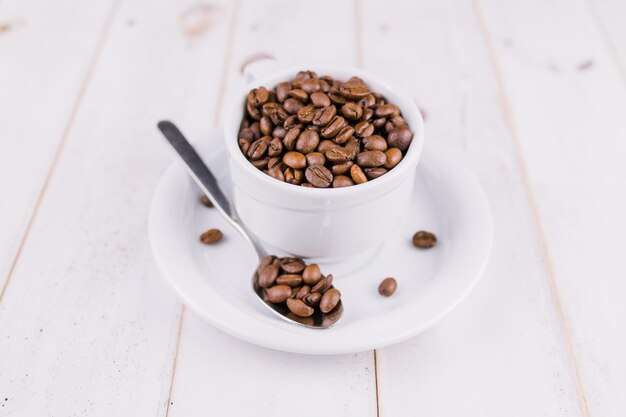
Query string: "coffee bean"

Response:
xmin=321 ymin=116 xmax=347 ymax=138
xmin=200 ymin=195 xmax=213 ymax=207
xmin=273 ymin=126 xmax=286 ymax=139
xmin=246 ymin=101 xmax=261 ymax=120
xmin=334 ymin=126 xmax=354 ymax=145
xmin=312 ymin=105 xmax=337 ymax=127
xmin=378 ymin=277 xmax=397 ymax=297
xmin=302 ymin=264 xmax=322 ymax=285
xmin=276 ymin=82 xmax=291 ymax=102
xmin=325 ymin=147 xmax=353 ymax=164
xmin=303 ymin=292 xmax=322 ymax=307
xmin=344 ymin=137 xmax=360 ymax=158
xmin=362 ymin=108 xmax=374 ymax=121
xmin=296 ymin=129 xmax=320 ymax=154
xmin=257 ymin=255 xmax=276 ymax=273
xmin=297 ymin=104 xmax=316 ymax=123
xmin=305 ymin=165 xmax=333 ymax=188
xmin=288 ymin=89 xmax=308 ymax=102
xmin=247 ymin=138 xmax=268 ymax=160
xmin=239 ymin=127 xmax=255 ymax=142
xmin=317 ymin=139 xmax=340 ymax=153
xmin=200 ymin=228 xmax=223 ymax=244
xmin=341 ymin=102 xmax=363 ymax=121
xmin=251 ymin=158 xmax=269 ymax=170
xmin=283 ymin=115 xmax=301 ymax=130
xmin=387 ymin=125 xmax=413 ymax=152
xmin=385 ymin=115 xmax=406 ymax=132
xmin=284 ymin=168 xmax=304 ymax=185
xmin=350 ymin=164 xmax=368 ymax=184
xmin=331 ymin=161 xmax=353 ymax=176
xmin=412 ymin=231 xmax=437 ymax=248
xmin=286 ymin=298 xmax=314 ymax=317
xmin=265 ymin=285 xmax=292 ymax=303
xmin=384 ymin=147 xmax=403 ymax=169
xmin=354 ymin=120 xmax=374 ymax=138
xmin=260 ymin=116 xmax=273 ymax=135
xmin=328 ymin=91 xmax=349 ymax=104
xmin=375 ymin=103 xmax=400 ymax=117
xmin=320 ymin=288 xmax=341 ymax=313
xmin=372 ymin=117 xmax=387 ymax=129
xmin=302 ymin=78 xmax=322 ymax=93
xmin=283 ymin=127 xmax=300 ymax=151
xmin=276 ymin=274 xmax=303 ymax=287
xmin=363 ymin=135 xmax=388 ymax=151
xmin=268 ymin=166 xmax=285 ymax=182
xmin=268 ymin=137 xmax=284 ymax=157
xmin=356 ymin=150 xmax=386 ymax=167
xmin=267 ymin=156 xmax=284 ymax=170
xmin=283 ymin=151 xmax=307 ymax=169
xmin=358 ymin=94 xmax=376 ymax=108
xmin=258 ymin=264 xmax=280 ymax=288
xmin=283 ymin=98 xmax=304 ymax=114
xmin=295 ymin=285 xmax=311 ymax=300
xmin=332 ymin=175 xmax=355 ymax=188
xmin=364 ymin=167 xmax=388 ymax=180
xmin=339 ymin=85 xmax=370 ymax=100
xmin=311 ymin=274 xmax=333 ymax=293
xmin=247 ymin=86 xmax=269 ymax=106
xmin=306 ymin=152 xmax=326 ymax=166
xmin=310 ymin=92 xmax=331 ymax=107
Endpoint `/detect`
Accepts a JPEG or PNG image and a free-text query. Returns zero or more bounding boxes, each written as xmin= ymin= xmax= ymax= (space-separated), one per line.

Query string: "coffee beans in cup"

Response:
xmin=254 ymin=255 xmax=342 ymax=321
xmin=238 ymin=71 xmax=414 ymax=188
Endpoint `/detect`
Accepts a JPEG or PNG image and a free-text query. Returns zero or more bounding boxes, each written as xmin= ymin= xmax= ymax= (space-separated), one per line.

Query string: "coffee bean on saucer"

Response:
xmin=200 ymin=195 xmax=213 ymax=208
xmin=200 ymin=228 xmax=223 ymax=244
xmin=412 ymin=231 xmax=437 ymax=248
xmin=378 ymin=277 xmax=397 ymax=297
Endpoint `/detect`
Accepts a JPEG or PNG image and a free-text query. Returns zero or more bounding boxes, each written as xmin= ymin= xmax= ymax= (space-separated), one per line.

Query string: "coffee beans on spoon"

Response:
xmin=255 ymin=255 xmax=342 ymax=319
xmin=238 ymin=71 xmax=414 ymax=188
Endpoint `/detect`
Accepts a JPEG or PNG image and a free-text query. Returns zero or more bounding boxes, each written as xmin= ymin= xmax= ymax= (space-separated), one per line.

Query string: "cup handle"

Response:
xmin=242 ymin=55 xmax=280 ymax=83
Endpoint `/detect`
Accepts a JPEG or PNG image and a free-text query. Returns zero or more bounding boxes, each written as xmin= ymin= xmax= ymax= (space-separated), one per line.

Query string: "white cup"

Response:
xmin=224 ymin=61 xmax=425 ymax=262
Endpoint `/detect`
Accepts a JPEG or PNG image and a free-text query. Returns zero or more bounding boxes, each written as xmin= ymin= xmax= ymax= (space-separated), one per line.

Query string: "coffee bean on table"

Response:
xmin=200 ymin=195 xmax=213 ymax=207
xmin=378 ymin=277 xmax=397 ymax=297
xmin=200 ymin=228 xmax=223 ymax=244
xmin=412 ymin=231 xmax=437 ymax=248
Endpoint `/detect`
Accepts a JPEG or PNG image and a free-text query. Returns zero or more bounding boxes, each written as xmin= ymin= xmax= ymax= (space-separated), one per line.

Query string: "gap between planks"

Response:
xmin=0 ymin=0 xmax=122 ymax=306
xmin=163 ymin=1 xmax=241 ymax=415
xmin=470 ymin=1 xmax=592 ymax=416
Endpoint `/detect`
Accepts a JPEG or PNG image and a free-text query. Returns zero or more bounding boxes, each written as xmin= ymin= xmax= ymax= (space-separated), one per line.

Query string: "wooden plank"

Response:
xmin=479 ymin=0 xmax=626 ymax=416
xmin=0 ymin=0 xmax=116 ymax=296
xmin=166 ymin=1 xmax=377 ymax=416
xmin=360 ymin=0 xmax=586 ymax=415
xmin=0 ymin=0 xmax=235 ymax=415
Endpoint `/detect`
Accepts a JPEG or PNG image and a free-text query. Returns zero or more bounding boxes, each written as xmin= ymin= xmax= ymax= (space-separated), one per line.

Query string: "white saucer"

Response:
xmin=149 ymin=130 xmax=492 ymax=354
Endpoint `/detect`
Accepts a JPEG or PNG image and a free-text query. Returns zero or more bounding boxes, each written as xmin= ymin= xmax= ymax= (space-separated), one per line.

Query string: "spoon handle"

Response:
xmin=157 ymin=120 xmax=268 ymax=260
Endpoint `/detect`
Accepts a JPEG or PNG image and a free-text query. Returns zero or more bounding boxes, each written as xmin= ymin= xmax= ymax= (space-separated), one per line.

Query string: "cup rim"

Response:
xmin=224 ymin=64 xmax=425 ymax=197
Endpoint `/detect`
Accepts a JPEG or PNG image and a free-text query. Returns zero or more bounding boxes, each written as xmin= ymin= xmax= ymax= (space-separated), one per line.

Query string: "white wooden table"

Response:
xmin=1 ymin=0 xmax=625 ymax=415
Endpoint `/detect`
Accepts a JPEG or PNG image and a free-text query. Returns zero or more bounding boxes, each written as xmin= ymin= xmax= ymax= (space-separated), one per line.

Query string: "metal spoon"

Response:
xmin=157 ymin=121 xmax=342 ymax=329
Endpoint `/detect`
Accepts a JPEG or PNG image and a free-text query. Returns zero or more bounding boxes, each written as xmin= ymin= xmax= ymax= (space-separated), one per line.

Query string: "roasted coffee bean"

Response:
xmin=362 ymin=108 xmax=374 ymax=121
xmin=286 ymin=298 xmax=314 ymax=317
xmin=341 ymin=102 xmax=363 ymax=121
xmin=310 ymin=92 xmax=331 ymax=107
xmin=301 ymin=78 xmax=321 ymax=93
xmin=303 ymin=292 xmax=322 ymax=307
xmin=358 ymin=93 xmax=376 ymax=108
xmin=384 ymin=147 xmax=403 ymax=169
xmin=334 ymin=126 xmax=354 ymax=145
xmin=305 ymin=165 xmax=333 ymax=188
xmin=258 ymin=264 xmax=280 ymax=288
xmin=295 ymin=285 xmax=311 ymax=300
xmin=273 ymin=126 xmax=286 ymax=139
xmin=276 ymin=82 xmax=291 ymax=102
xmin=246 ymin=101 xmax=261 ymax=120
xmin=265 ymin=285 xmax=292 ymax=303
xmin=238 ymin=139 xmax=251 ymax=154
xmin=200 ymin=195 xmax=213 ymax=208
xmin=302 ymin=264 xmax=322 ymax=285
xmin=284 ymin=167 xmax=304 ymax=185
xmin=261 ymin=102 xmax=278 ymax=118
xmin=320 ymin=288 xmax=341 ymax=313
xmin=375 ymin=103 xmax=400 ymax=117
xmin=311 ymin=274 xmax=333 ymax=293
xmin=312 ymin=105 xmax=337 ymax=127
xmin=288 ymin=88 xmax=308 ymax=102
xmin=350 ymin=164 xmax=368 ymax=184
xmin=301 ymin=182 xmax=314 ymax=188
xmin=325 ymin=147 xmax=353 ymax=163
xmin=385 ymin=115 xmax=407 ymax=132
xmin=345 ymin=137 xmax=361 ymax=158
xmin=200 ymin=228 xmax=223 ymax=245
xmin=239 ymin=127 xmax=255 ymax=141
xmin=257 ymin=255 xmax=276 ymax=273
xmin=276 ymin=274 xmax=303 ymax=287
xmin=306 ymin=152 xmax=326 ymax=166
xmin=283 ymin=151 xmax=307 ymax=169
xmin=387 ymin=125 xmax=413 ymax=152
xmin=331 ymin=161 xmax=353 ymax=176
xmin=280 ymin=258 xmax=306 ymax=273
xmin=297 ymin=104 xmax=316 ymax=123
xmin=378 ymin=277 xmax=397 ymax=297
xmin=317 ymin=139 xmax=340 ymax=153
xmin=328 ymin=91 xmax=349 ymax=104
xmin=356 ymin=150 xmax=386 ymax=167
xmin=267 ymin=156 xmax=284 ymax=170
xmin=268 ymin=166 xmax=285 ymax=182
xmin=363 ymin=135 xmax=388 ymax=151
xmin=339 ymin=85 xmax=370 ymax=100
xmin=268 ymin=137 xmax=284 ymax=157
xmin=283 ymin=98 xmax=304 ymax=114
xmin=283 ymin=115 xmax=301 ymax=130
xmin=283 ymin=127 xmax=301 ymax=150
xmin=247 ymin=138 xmax=268 ymax=160
xmin=412 ymin=231 xmax=437 ymax=248
xmin=319 ymin=79 xmax=331 ymax=93
xmin=247 ymin=86 xmax=269 ymax=106
xmin=354 ymin=120 xmax=375 ymax=138
xmin=364 ymin=167 xmax=388 ymax=179
xmin=332 ymin=175 xmax=355 ymax=188
xmin=372 ymin=117 xmax=387 ymax=129
xmin=321 ymin=116 xmax=347 ymax=138
xmin=260 ymin=116 xmax=273 ymax=135
xmin=296 ymin=129 xmax=320 ymax=154
xmin=251 ymin=158 xmax=269 ymax=170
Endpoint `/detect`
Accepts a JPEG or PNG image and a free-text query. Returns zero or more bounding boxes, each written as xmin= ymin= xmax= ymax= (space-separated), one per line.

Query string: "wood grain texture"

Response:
xmin=479 ymin=0 xmax=626 ymax=416
xmin=361 ymin=0 xmax=586 ymax=415
xmin=0 ymin=0 xmax=234 ymax=415
xmin=165 ymin=1 xmax=377 ymax=416
xmin=0 ymin=0 xmax=116 ymax=297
